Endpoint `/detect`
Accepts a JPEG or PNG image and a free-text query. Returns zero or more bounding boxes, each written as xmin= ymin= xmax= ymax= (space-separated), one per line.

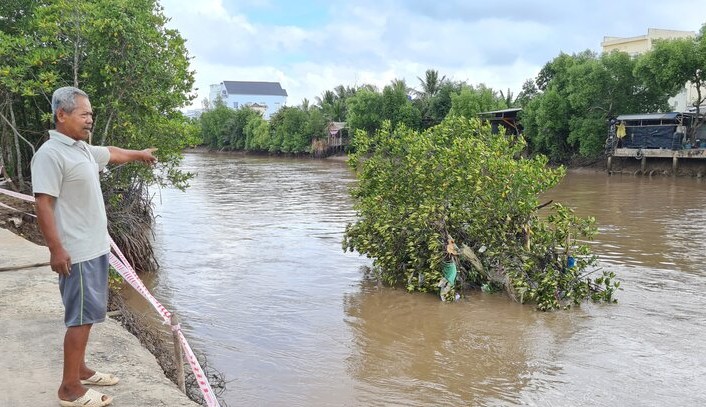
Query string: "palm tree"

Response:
xmin=389 ymin=78 xmax=411 ymax=95
xmin=300 ymin=98 xmax=310 ymax=112
xmin=315 ymin=90 xmax=336 ymax=109
xmin=499 ymin=88 xmax=515 ymax=108
xmin=416 ymin=69 xmax=447 ymax=99
xmin=317 ymin=85 xmax=356 ymax=122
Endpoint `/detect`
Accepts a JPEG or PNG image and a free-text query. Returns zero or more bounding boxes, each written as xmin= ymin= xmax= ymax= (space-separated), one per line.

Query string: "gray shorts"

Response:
xmin=59 ymin=253 xmax=109 ymax=327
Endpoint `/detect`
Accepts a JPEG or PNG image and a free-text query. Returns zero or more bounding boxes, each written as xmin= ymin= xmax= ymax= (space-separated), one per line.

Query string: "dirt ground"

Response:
xmin=0 ymin=193 xmax=45 ymax=246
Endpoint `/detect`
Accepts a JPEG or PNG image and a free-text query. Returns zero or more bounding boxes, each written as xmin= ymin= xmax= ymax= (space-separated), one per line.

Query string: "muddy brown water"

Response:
xmin=124 ymin=152 xmax=706 ymax=406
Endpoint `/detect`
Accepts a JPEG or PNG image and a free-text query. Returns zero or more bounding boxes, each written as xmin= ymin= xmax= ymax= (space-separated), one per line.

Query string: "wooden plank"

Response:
xmin=612 ymin=148 xmax=706 ymax=159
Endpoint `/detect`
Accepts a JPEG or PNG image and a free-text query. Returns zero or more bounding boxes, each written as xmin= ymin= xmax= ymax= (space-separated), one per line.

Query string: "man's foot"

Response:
xmin=59 ymin=387 xmax=112 ymax=406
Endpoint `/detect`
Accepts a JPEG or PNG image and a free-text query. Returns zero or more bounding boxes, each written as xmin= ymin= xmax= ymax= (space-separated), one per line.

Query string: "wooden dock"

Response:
xmin=608 ymin=147 xmax=706 ymax=173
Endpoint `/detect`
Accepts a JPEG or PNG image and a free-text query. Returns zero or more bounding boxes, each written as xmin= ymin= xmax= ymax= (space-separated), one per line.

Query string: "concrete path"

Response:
xmin=0 ymin=228 xmax=199 ymax=406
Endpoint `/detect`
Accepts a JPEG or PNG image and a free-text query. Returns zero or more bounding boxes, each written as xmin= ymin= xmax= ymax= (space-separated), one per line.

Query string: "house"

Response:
xmin=601 ymin=28 xmax=700 ymax=112
xmin=605 ymin=111 xmax=706 ymax=173
xmin=478 ymin=108 xmax=522 ymax=135
xmin=310 ymin=122 xmax=348 ymax=157
xmin=327 ymin=122 xmax=347 ymax=148
xmin=601 ymin=28 xmax=695 ymax=56
xmin=208 ymin=81 xmax=288 ymax=119
xmin=184 ymin=108 xmax=204 ymax=119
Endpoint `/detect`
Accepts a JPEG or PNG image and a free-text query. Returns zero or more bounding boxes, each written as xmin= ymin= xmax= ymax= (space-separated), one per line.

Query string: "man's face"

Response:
xmin=57 ymin=95 xmax=93 ymax=141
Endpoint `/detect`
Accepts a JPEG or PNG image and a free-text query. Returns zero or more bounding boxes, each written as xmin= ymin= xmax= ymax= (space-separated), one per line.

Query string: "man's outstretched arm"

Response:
xmin=107 ymin=147 xmax=158 ymax=165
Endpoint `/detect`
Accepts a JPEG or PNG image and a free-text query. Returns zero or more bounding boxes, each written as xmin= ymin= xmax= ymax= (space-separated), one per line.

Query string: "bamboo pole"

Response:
xmin=171 ymin=314 xmax=186 ymax=394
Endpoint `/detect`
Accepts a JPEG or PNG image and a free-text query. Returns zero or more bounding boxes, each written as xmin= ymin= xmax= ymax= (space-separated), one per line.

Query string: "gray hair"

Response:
xmin=52 ymin=86 xmax=89 ymax=123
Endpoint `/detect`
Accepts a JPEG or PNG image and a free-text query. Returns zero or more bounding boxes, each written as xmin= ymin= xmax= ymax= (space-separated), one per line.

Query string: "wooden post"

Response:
xmin=171 ymin=314 xmax=186 ymax=394
xmin=641 ymin=156 xmax=647 ymax=174
xmin=607 ymin=156 xmax=612 ymax=173
xmin=672 ymin=155 xmax=679 ymax=174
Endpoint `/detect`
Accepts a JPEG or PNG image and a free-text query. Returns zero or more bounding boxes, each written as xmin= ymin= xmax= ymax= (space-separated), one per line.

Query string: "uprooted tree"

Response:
xmin=343 ymin=117 xmax=619 ymax=310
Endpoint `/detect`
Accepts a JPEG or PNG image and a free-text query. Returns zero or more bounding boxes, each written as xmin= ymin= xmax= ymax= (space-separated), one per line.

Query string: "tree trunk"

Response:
xmin=9 ymin=105 xmax=24 ymax=190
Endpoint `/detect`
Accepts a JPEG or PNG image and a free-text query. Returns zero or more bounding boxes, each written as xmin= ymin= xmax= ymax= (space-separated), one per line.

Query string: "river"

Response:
xmin=131 ymin=152 xmax=706 ymax=406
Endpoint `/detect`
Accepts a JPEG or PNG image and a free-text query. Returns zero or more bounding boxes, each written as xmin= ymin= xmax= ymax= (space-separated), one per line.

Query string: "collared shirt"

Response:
xmin=31 ymin=130 xmax=111 ymax=263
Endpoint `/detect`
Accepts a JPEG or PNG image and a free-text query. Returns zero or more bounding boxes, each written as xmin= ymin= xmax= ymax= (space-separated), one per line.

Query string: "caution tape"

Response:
xmin=177 ymin=327 xmax=221 ymax=406
xmin=108 ymin=237 xmax=172 ymax=324
xmin=0 ymin=187 xmax=35 ymax=202
xmin=0 ymin=201 xmax=22 ymax=212
xmin=0 ymin=187 xmax=221 ymax=407
xmin=108 ymin=240 xmax=220 ymax=407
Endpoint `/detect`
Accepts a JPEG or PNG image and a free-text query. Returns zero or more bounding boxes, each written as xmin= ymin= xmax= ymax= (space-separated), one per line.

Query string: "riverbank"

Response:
xmin=0 ymin=227 xmax=199 ymax=406
xmin=184 ymin=145 xmax=350 ymax=162
xmin=187 ymin=145 xmax=706 ymax=177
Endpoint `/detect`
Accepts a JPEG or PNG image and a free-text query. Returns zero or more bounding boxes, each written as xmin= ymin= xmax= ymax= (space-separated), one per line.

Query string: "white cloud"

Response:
xmin=160 ymin=0 xmax=705 ymax=109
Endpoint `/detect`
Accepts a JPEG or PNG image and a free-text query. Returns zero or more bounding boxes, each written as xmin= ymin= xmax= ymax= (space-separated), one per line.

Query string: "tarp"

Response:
xmin=621 ymin=124 xmax=679 ymax=149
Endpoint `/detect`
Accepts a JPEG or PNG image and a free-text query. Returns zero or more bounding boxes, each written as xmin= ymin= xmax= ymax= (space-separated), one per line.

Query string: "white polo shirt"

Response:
xmin=31 ymin=130 xmax=111 ymax=263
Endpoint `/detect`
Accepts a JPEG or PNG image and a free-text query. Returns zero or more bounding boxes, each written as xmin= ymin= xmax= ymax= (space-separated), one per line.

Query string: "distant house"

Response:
xmin=208 ymin=81 xmax=288 ymax=119
xmin=184 ymin=108 xmax=204 ymax=119
xmin=478 ymin=108 xmax=522 ymax=135
xmin=327 ymin=122 xmax=347 ymax=148
xmin=248 ymin=103 xmax=267 ymax=116
xmin=601 ymin=28 xmax=699 ymax=112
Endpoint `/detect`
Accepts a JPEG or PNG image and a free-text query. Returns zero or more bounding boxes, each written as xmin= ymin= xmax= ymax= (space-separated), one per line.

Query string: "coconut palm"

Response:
xmin=416 ymin=69 xmax=447 ymax=99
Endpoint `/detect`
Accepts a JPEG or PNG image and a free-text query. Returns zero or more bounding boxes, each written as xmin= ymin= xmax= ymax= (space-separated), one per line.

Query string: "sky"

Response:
xmin=158 ymin=0 xmax=705 ymax=110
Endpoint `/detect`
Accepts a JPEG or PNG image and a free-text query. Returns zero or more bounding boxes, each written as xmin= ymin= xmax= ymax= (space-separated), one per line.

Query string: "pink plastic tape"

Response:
xmin=108 ymin=244 xmax=220 ymax=407
xmin=0 ymin=188 xmax=35 ymax=202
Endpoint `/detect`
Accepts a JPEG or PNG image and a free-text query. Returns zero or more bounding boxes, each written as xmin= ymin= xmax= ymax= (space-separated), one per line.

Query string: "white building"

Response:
xmin=601 ymin=28 xmax=700 ymax=112
xmin=208 ymin=81 xmax=288 ymax=119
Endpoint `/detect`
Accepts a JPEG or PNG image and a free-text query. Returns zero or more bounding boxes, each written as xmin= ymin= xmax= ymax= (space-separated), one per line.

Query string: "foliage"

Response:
xmin=382 ymin=80 xmax=421 ymax=130
xmin=346 ymin=81 xmax=421 ymax=144
xmin=315 ymin=84 xmax=356 ymax=122
xmin=636 ymin=25 xmax=706 ymax=141
xmin=305 ymin=107 xmax=327 ymax=141
xmin=200 ymin=103 xmax=238 ymax=149
xmin=243 ymin=114 xmax=270 ymax=151
xmin=0 ymin=0 xmax=196 ymax=270
xmin=270 ymin=106 xmax=310 ymax=153
xmin=419 ymin=81 xmax=462 ymax=129
xmin=0 ymin=0 xmax=195 ymax=189
xmin=448 ymin=84 xmax=508 ymax=119
xmin=522 ymin=50 xmax=671 ymax=162
xmin=343 ymin=117 xmax=619 ymax=310
xmin=515 ymin=79 xmax=539 ymax=108
xmin=346 ymin=88 xmax=385 ymax=135
xmin=199 ymin=102 xmax=329 ymax=154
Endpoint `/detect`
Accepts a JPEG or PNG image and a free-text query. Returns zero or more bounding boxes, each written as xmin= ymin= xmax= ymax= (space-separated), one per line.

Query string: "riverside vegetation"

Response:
xmin=199 ymin=24 xmax=705 ymax=163
xmin=343 ymin=118 xmax=619 ymax=310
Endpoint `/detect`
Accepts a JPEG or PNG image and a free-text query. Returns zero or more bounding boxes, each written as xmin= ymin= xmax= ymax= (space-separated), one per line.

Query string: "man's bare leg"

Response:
xmin=58 ymin=324 xmax=95 ymax=401
xmin=80 ymin=359 xmax=96 ymax=381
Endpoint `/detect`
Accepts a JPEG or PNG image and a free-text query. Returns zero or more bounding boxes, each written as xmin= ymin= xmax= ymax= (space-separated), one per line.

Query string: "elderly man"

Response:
xmin=32 ymin=86 xmax=157 ymax=407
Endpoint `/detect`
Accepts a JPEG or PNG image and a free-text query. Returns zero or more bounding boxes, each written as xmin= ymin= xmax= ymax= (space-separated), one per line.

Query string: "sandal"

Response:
xmin=81 ymin=371 xmax=120 ymax=386
xmin=59 ymin=388 xmax=113 ymax=406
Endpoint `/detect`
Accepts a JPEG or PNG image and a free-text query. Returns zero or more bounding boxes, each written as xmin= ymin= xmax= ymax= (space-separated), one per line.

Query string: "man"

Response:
xmin=32 ymin=86 xmax=157 ymax=407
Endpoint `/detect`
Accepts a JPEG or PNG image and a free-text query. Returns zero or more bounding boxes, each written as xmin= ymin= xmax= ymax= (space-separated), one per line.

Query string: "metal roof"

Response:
xmin=478 ymin=108 xmax=522 ymax=115
xmin=616 ymin=112 xmax=681 ymax=121
xmin=328 ymin=121 xmax=346 ymax=131
xmin=222 ymin=81 xmax=288 ymax=97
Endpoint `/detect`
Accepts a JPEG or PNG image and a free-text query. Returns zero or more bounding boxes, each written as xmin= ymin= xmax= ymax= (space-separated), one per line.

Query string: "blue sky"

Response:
xmin=159 ymin=0 xmax=705 ymax=110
